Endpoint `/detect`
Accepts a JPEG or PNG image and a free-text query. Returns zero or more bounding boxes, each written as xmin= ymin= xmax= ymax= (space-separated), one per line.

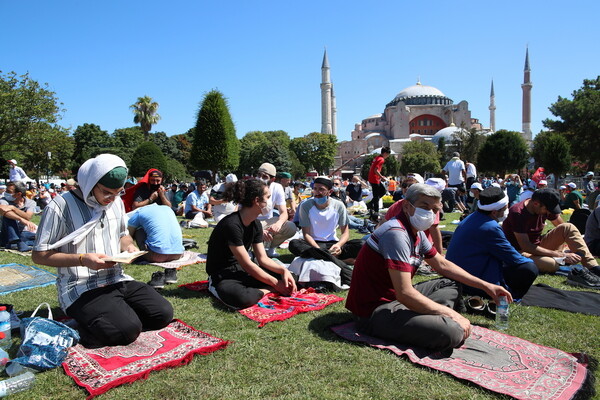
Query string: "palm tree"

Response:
xmin=130 ymin=96 xmax=161 ymax=140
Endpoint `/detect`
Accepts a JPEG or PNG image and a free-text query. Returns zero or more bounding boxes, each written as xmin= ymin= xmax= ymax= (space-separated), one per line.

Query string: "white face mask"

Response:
xmin=496 ymin=208 xmax=509 ymax=223
xmin=3 ymin=193 xmax=15 ymax=202
xmin=409 ymin=203 xmax=435 ymax=231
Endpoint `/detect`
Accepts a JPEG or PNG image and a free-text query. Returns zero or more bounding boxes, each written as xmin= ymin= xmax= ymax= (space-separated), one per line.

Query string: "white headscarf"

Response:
xmin=46 ymin=154 xmax=127 ymax=250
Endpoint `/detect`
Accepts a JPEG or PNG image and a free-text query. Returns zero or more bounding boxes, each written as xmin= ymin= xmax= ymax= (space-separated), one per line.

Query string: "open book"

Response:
xmin=103 ymin=251 xmax=148 ymax=264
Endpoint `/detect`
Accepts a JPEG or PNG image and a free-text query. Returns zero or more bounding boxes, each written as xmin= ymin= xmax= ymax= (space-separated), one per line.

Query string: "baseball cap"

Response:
xmin=225 ymin=173 xmax=238 ymax=183
xmin=567 ymin=182 xmax=576 ymax=189
xmin=258 ymin=163 xmax=276 ymax=177
xmin=532 ymin=188 xmax=561 ymax=215
xmin=586 ymin=171 xmax=594 ymax=177
xmin=470 ymin=182 xmax=483 ymax=191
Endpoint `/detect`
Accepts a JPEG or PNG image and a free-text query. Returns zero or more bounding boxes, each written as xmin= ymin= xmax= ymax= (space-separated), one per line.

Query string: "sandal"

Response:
xmin=464 ymin=296 xmax=486 ymax=313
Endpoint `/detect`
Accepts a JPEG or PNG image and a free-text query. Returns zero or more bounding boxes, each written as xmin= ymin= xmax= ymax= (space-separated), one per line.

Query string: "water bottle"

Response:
xmin=0 ymin=342 xmax=9 ymax=374
xmin=0 ymin=372 xmax=35 ymax=397
xmin=0 ymin=308 xmax=10 ymax=350
xmin=495 ymin=296 xmax=509 ymax=330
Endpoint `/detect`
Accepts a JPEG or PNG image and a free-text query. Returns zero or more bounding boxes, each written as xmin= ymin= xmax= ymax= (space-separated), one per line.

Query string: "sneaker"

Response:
xmin=566 ymin=267 xmax=600 ymax=289
xmin=164 ymin=268 xmax=178 ymax=284
xmin=266 ymin=248 xmax=280 ymax=258
xmin=416 ymin=262 xmax=438 ymax=276
xmin=148 ymin=271 xmax=165 ymax=289
xmin=357 ymin=226 xmax=370 ymax=234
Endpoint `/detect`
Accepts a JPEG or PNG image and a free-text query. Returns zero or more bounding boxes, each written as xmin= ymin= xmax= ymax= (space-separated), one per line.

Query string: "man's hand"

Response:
xmin=81 ymin=253 xmax=116 ymax=270
xmin=273 ymin=270 xmax=297 ymax=296
xmin=21 ymin=219 xmax=37 ymax=232
xmin=483 ymin=283 xmax=513 ymax=304
xmin=451 ymin=312 xmax=472 ymax=341
xmin=563 ymin=252 xmax=582 ymax=265
xmin=329 ymin=243 xmax=342 ymax=257
xmin=263 ymin=231 xmax=274 ymax=243
xmin=269 ymin=221 xmax=283 ymax=234
xmin=124 ymin=244 xmax=138 ymax=253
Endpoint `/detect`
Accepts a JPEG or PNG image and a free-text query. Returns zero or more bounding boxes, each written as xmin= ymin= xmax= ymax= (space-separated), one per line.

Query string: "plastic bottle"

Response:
xmin=0 ymin=308 xmax=10 ymax=350
xmin=495 ymin=295 xmax=509 ymax=330
xmin=0 ymin=337 xmax=8 ymax=374
xmin=0 ymin=372 xmax=35 ymax=397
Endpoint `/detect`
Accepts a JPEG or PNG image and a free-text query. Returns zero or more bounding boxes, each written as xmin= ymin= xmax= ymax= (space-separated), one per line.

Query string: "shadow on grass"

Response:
xmin=307 ymin=311 xmax=353 ymax=342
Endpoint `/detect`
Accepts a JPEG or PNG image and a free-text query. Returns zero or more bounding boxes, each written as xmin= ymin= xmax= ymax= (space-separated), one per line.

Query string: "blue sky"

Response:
xmin=3 ymin=1 xmax=599 ymax=143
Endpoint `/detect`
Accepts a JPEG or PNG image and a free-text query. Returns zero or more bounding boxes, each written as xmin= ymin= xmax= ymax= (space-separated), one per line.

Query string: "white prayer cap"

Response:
xmin=538 ymin=180 xmax=547 ymax=186
xmin=225 ymin=173 xmax=238 ymax=183
xmin=567 ymin=182 xmax=577 ymax=189
xmin=425 ymin=178 xmax=445 ymax=192
xmin=470 ymin=182 xmax=483 ymax=191
xmin=408 ymin=173 xmax=424 ymax=184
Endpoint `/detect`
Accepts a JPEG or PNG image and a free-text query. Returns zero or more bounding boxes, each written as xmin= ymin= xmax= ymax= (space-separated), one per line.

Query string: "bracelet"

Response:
xmin=79 ymin=253 xmax=85 ymax=266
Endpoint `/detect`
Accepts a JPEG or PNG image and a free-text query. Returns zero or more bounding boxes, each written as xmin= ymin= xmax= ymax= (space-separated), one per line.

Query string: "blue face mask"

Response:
xmin=314 ymin=196 xmax=328 ymax=205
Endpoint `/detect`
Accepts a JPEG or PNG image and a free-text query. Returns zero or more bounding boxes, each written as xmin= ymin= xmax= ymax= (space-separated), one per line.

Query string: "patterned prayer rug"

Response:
xmin=240 ymin=288 xmax=344 ymax=328
xmin=62 ymin=319 xmax=229 ymax=398
xmin=331 ymin=322 xmax=589 ymax=400
xmin=179 ymin=280 xmax=209 ymax=291
xmin=138 ymin=251 xmax=207 ymax=268
xmin=0 ymin=263 xmax=56 ymax=295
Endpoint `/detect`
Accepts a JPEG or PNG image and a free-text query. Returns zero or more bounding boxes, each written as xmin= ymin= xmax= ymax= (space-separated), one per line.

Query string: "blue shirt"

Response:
xmin=128 ymin=204 xmax=184 ymax=254
xmin=446 ymin=211 xmax=531 ymax=291
xmin=184 ymin=190 xmax=209 ymax=215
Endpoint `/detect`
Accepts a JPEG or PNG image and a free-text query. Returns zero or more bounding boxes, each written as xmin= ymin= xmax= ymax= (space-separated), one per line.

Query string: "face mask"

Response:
xmin=260 ymin=205 xmax=270 ymax=217
xmin=314 ymin=196 xmax=328 ymax=206
xmin=3 ymin=193 xmax=15 ymax=202
xmin=259 ymin=178 xmax=270 ymax=185
xmin=496 ymin=208 xmax=509 ymax=223
xmin=150 ymin=184 xmax=160 ymax=191
xmin=333 ymin=186 xmax=340 ymax=192
xmin=298 ymin=188 xmax=305 ymax=193
xmin=409 ymin=203 xmax=435 ymax=231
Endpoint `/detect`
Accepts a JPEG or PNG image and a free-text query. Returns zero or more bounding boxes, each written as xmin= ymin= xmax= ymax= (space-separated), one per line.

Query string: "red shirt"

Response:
xmin=502 ymin=199 xmax=559 ymax=251
xmin=368 ymin=156 xmax=385 ymax=184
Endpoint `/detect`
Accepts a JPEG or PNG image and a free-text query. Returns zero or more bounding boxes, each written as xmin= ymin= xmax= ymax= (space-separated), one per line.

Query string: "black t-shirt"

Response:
xmin=206 ymin=212 xmax=263 ymax=278
xmin=134 ymin=185 xmax=166 ymax=205
xmin=347 ymin=183 xmax=362 ymax=202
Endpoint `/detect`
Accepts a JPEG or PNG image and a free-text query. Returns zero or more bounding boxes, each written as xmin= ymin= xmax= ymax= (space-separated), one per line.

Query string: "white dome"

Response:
xmin=395 ymin=83 xmax=445 ymax=101
xmin=431 ymin=125 xmax=466 ymax=145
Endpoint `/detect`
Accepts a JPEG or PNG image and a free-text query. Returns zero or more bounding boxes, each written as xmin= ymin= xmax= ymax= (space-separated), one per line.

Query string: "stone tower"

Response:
xmin=489 ymin=80 xmax=496 ymax=132
xmin=521 ymin=47 xmax=532 ymax=141
xmin=320 ymin=49 xmax=335 ymax=135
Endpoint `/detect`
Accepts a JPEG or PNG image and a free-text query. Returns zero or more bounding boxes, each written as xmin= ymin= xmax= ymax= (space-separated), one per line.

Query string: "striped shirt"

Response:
xmin=33 ymin=190 xmax=133 ymax=310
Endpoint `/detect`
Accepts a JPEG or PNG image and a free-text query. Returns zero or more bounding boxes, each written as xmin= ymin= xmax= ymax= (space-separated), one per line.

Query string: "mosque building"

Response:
xmin=325 ymin=48 xmax=533 ymax=173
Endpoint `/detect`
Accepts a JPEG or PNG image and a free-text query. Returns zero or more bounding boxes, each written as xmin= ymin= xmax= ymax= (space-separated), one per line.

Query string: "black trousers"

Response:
xmin=368 ymin=182 xmax=386 ymax=215
xmin=66 ymin=281 xmax=173 ymax=347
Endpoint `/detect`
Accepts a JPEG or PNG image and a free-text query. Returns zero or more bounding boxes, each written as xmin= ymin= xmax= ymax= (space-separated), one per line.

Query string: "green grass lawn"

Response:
xmin=1 ymin=212 xmax=598 ymax=399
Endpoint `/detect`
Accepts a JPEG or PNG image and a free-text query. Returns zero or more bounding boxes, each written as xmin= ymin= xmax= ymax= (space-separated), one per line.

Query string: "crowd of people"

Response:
xmin=0 ymin=151 xmax=598 ymax=353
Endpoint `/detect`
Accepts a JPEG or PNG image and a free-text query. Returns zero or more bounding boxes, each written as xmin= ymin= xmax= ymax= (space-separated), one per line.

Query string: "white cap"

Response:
xmin=538 ymin=180 xmax=547 ymax=186
xmin=586 ymin=171 xmax=594 ymax=177
xmin=407 ymin=173 xmax=424 ymax=184
xmin=425 ymin=177 xmax=445 ymax=192
xmin=567 ymin=182 xmax=577 ymax=189
xmin=7 ymin=159 xmax=16 ymax=165
xmin=491 ymin=182 xmax=501 ymax=188
xmin=225 ymin=173 xmax=238 ymax=183
xmin=470 ymin=182 xmax=483 ymax=191
xmin=0 ymin=185 xmax=6 ymax=190
xmin=560 ymin=185 xmax=567 ymax=190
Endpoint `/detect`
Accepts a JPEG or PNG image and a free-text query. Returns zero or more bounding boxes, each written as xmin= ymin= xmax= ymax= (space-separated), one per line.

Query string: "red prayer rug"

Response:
xmin=240 ymin=288 xmax=343 ymax=328
xmin=331 ymin=322 xmax=589 ymax=400
xmin=62 ymin=319 xmax=228 ymax=399
xmin=179 ymin=279 xmax=209 ymax=291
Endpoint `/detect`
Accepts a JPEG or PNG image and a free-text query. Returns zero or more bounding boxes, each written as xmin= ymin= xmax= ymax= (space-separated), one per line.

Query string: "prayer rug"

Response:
xmin=62 ymin=319 xmax=229 ymax=399
xmin=240 ymin=288 xmax=344 ymax=328
xmin=0 ymin=263 xmax=56 ymax=295
xmin=520 ymin=283 xmax=600 ymax=316
xmin=179 ymin=280 xmax=209 ymax=292
xmin=331 ymin=322 xmax=589 ymax=400
xmin=139 ymin=251 xmax=207 ymax=269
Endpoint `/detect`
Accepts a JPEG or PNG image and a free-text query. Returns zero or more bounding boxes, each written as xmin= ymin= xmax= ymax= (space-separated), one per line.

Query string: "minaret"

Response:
xmin=331 ymin=85 xmax=337 ymax=136
xmin=521 ymin=47 xmax=532 ymax=141
xmin=320 ymin=49 xmax=332 ymax=135
xmin=489 ymin=80 xmax=496 ymax=132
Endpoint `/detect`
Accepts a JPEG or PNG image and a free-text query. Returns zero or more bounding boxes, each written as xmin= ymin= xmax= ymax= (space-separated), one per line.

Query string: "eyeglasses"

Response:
xmin=333 ymin=183 xmax=340 ymax=186
xmin=95 ymin=186 xmax=125 ymax=199
xmin=258 ymin=173 xmax=271 ymax=180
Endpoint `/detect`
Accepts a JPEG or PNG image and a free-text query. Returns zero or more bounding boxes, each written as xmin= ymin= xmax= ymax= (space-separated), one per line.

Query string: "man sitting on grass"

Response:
xmin=128 ymin=204 xmax=184 ymax=289
xmin=446 ymin=187 xmax=537 ymax=299
xmin=0 ymin=181 xmax=37 ymax=252
xmin=502 ymin=188 xmax=600 ymax=289
xmin=346 ymin=184 xmax=512 ymax=352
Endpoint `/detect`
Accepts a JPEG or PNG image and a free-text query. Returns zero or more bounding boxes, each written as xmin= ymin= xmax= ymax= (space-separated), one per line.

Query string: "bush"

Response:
xmin=130 ymin=141 xmax=167 ymax=177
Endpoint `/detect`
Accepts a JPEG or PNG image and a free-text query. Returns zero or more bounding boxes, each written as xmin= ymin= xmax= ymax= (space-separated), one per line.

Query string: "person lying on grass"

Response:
xmin=346 ymin=183 xmax=512 ymax=353
xmin=206 ymin=179 xmax=297 ymax=309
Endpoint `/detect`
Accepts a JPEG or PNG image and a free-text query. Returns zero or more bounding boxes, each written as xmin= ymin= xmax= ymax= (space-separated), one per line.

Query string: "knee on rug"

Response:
xmin=141 ymin=301 xmax=174 ymax=330
xmin=87 ymin=314 xmax=143 ymax=346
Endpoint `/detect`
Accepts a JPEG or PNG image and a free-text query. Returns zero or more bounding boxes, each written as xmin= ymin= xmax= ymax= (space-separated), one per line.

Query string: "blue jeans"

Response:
xmin=347 ymin=215 xmax=364 ymax=230
xmin=0 ymin=217 xmax=35 ymax=251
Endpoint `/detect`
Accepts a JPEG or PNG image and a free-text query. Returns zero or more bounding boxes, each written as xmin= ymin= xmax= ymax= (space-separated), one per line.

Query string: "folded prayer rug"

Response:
xmin=240 ymin=288 xmax=343 ymax=328
xmin=331 ymin=322 xmax=589 ymax=400
xmin=520 ymin=283 xmax=600 ymax=316
xmin=179 ymin=280 xmax=209 ymax=291
xmin=62 ymin=319 xmax=229 ymax=398
xmin=137 ymin=251 xmax=207 ymax=268
xmin=0 ymin=263 xmax=56 ymax=295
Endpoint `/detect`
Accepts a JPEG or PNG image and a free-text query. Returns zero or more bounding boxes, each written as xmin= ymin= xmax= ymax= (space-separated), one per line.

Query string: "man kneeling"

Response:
xmin=32 ymin=155 xmax=173 ymax=347
xmin=346 ymin=184 xmax=512 ymax=352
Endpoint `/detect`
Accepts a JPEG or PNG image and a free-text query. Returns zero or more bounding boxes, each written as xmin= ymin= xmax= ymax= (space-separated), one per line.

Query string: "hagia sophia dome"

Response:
xmin=388 ymin=82 xmax=453 ymax=107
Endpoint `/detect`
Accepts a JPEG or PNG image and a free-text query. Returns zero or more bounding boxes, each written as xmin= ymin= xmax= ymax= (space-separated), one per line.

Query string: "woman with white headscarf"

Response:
xmin=32 ymin=154 xmax=173 ymax=347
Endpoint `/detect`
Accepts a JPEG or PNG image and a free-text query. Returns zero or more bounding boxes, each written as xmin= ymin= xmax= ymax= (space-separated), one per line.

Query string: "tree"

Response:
xmin=532 ymin=131 xmax=571 ymax=187
xmin=290 ymin=132 xmax=337 ymax=174
xmin=361 ymin=153 xmax=402 ymax=180
xmin=398 ymin=141 xmax=441 ymax=176
xmin=151 ymin=131 xmax=181 ymax=161
xmin=543 ymin=76 xmax=600 ymax=170
xmin=0 ymin=71 xmax=63 ymax=154
xmin=239 ymin=131 xmax=269 ymax=175
xmin=163 ymin=158 xmax=193 ymax=182
xmin=21 ymin=124 xmax=74 ymax=179
xmin=72 ymin=123 xmax=114 ymax=165
xmin=172 ymin=128 xmax=194 ymax=164
xmin=130 ymin=95 xmax=161 ymax=140
xmin=130 ymin=142 xmax=167 ymax=177
xmin=477 ymin=130 xmax=529 ymax=176
xmin=191 ymin=90 xmax=239 ymax=176
xmin=113 ymin=126 xmax=144 ymax=150
xmin=453 ymin=128 xmax=488 ymax=164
